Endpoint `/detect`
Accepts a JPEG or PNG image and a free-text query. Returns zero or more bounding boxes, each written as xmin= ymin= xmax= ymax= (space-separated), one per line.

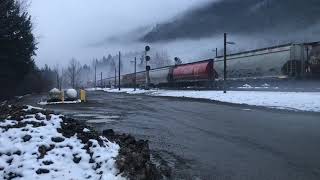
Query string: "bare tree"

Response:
xmin=67 ymin=58 xmax=81 ymax=89
xmin=152 ymin=50 xmax=172 ymax=68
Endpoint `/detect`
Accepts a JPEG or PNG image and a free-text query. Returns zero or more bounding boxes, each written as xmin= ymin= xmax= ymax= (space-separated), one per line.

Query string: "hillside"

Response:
xmin=141 ymin=0 xmax=320 ymax=42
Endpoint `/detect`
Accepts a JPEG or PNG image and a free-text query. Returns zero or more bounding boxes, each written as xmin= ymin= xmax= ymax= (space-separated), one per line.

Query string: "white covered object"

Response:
xmin=65 ymin=89 xmax=78 ymax=99
xmin=49 ymin=88 xmax=61 ymax=100
xmin=49 ymin=88 xmax=61 ymax=94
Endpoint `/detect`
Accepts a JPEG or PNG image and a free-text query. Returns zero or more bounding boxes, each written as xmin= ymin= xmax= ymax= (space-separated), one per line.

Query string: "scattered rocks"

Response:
xmin=104 ymin=131 xmax=168 ymax=180
xmin=3 ymin=172 xmax=22 ymax=180
xmin=0 ymin=103 xmax=170 ymax=180
xmin=22 ymin=135 xmax=32 ymax=142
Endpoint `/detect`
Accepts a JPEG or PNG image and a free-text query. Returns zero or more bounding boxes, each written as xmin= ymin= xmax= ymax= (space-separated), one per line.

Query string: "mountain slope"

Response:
xmin=141 ymin=0 xmax=320 ymax=42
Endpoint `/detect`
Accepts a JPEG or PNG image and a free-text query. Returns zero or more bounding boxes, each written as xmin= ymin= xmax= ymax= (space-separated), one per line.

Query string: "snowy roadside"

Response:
xmin=0 ymin=104 xmax=166 ymax=180
xmin=0 ymin=105 xmax=123 ymax=180
xmin=90 ymin=88 xmax=320 ymax=112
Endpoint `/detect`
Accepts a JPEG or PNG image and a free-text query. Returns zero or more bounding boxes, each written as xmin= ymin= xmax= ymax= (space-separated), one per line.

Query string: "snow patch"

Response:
xmin=38 ymin=100 xmax=81 ymax=105
xmin=0 ymin=109 xmax=124 ymax=179
xmin=83 ymin=128 xmax=90 ymax=132
xmin=97 ymin=88 xmax=320 ymax=112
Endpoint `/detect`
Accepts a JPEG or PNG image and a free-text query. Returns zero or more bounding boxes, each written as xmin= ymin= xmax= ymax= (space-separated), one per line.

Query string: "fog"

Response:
xmin=30 ymin=0 xmax=213 ymax=67
xmin=30 ymin=0 xmax=320 ymax=70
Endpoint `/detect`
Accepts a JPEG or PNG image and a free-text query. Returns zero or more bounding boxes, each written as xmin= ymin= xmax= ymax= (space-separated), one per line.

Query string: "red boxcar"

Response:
xmin=172 ymin=59 xmax=215 ymax=82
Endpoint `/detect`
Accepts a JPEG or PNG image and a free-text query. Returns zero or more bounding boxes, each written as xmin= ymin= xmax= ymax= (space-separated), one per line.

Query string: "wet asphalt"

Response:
xmin=18 ymin=91 xmax=320 ymax=180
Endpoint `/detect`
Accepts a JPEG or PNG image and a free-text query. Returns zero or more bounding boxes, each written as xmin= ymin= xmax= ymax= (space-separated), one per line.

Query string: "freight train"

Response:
xmin=96 ymin=42 xmax=320 ymax=88
xmin=100 ymin=59 xmax=216 ymax=88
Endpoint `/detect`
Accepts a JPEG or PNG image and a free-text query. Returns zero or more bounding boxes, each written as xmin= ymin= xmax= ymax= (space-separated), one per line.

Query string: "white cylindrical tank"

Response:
xmin=48 ymin=88 xmax=61 ymax=102
xmin=65 ymin=89 xmax=78 ymax=100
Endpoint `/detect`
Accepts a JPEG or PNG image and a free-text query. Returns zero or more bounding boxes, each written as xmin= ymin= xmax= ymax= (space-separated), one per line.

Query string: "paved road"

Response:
xmin=19 ymin=91 xmax=320 ymax=180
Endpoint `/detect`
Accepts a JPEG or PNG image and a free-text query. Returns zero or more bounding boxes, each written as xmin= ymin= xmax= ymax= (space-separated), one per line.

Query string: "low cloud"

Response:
xmin=30 ymin=0 xmax=213 ymax=67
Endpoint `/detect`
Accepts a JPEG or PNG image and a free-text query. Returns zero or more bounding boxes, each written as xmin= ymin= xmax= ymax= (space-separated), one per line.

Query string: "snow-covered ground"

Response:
xmin=90 ymin=88 xmax=320 ymax=112
xmin=0 ymin=105 xmax=124 ymax=180
xmin=38 ymin=99 xmax=81 ymax=105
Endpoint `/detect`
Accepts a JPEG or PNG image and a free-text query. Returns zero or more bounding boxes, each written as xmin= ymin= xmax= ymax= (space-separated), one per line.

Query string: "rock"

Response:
xmin=6 ymin=158 xmax=13 ymax=164
xmin=36 ymin=168 xmax=50 ymax=174
xmin=38 ymin=144 xmax=55 ymax=159
xmin=13 ymin=150 xmax=21 ymax=156
xmin=22 ymin=135 xmax=32 ymax=142
xmin=73 ymin=155 xmax=81 ymax=164
xmin=102 ymin=129 xmax=115 ymax=138
xmin=51 ymin=137 xmax=65 ymax=143
xmin=43 ymin=161 xmax=53 ymax=165
xmin=89 ymin=158 xmax=95 ymax=164
xmin=35 ymin=114 xmax=45 ymax=120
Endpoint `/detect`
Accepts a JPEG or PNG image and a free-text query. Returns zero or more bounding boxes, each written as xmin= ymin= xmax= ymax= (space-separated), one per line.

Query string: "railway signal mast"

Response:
xmin=145 ymin=46 xmax=151 ymax=90
xmin=212 ymin=48 xmax=218 ymax=58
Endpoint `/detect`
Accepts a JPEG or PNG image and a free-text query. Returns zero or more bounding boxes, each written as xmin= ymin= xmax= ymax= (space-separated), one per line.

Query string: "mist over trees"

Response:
xmin=142 ymin=0 xmax=320 ymax=44
xmin=53 ymin=50 xmax=173 ymax=89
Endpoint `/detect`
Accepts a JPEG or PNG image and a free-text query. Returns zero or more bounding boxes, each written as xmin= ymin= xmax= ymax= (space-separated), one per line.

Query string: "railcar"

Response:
xmin=214 ymin=43 xmax=315 ymax=80
xmin=171 ymin=59 xmax=216 ymax=87
xmin=149 ymin=67 xmax=171 ymax=87
xmin=135 ymin=71 xmax=146 ymax=87
xmin=310 ymin=44 xmax=320 ymax=75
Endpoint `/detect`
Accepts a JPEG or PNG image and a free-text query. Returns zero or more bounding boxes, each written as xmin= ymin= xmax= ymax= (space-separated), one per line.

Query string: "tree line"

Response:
xmin=55 ymin=50 xmax=173 ymax=89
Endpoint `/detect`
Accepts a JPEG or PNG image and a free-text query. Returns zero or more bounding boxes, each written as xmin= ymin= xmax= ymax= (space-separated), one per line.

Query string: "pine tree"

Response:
xmin=0 ymin=0 xmax=37 ymax=99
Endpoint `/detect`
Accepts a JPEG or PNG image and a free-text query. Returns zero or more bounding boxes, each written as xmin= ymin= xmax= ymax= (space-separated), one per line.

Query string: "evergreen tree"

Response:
xmin=0 ymin=0 xmax=37 ymax=99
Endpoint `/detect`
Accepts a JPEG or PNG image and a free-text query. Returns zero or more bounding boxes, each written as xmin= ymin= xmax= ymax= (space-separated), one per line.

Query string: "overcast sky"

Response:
xmin=30 ymin=0 xmax=212 ymax=67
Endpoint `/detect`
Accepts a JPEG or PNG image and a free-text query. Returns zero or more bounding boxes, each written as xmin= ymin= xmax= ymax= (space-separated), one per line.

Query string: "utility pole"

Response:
xmin=94 ymin=60 xmax=97 ymax=89
xmin=224 ymin=33 xmax=227 ymax=94
xmin=216 ymin=48 xmax=218 ymax=58
xmin=114 ymin=68 xmax=116 ymax=89
xmin=145 ymin=46 xmax=151 ymax=90
xmin=118 ymin=51 xmax=121 ymax=91
xmin=100 ymin=72 xmax=103 ymax=88
xmin=56 ymin=72 xmax=59 ymax=89
xmin=134 ymin=57 xmax=137 ymax=91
